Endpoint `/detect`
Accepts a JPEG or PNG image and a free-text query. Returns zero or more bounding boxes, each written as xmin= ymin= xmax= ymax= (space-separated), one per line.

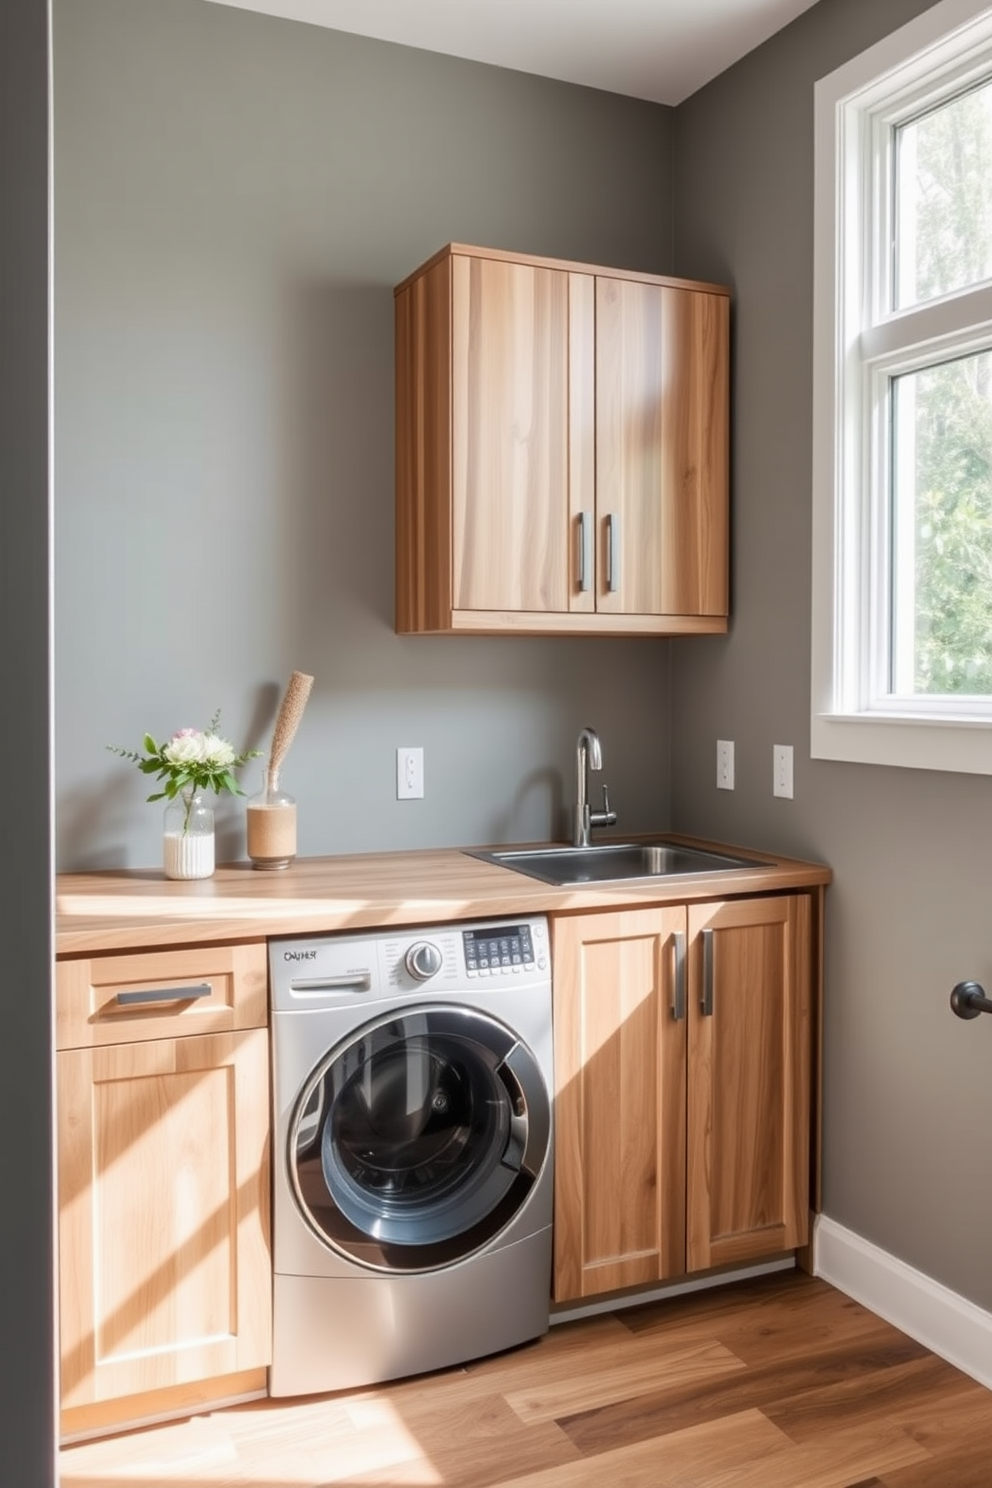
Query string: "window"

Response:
xmin=812 ymin=0 xmax=992 ymax=772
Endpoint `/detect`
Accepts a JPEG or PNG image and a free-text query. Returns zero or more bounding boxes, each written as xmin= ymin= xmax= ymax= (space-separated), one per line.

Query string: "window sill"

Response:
xmin=811 ymin=711 xmax=992 ymax=774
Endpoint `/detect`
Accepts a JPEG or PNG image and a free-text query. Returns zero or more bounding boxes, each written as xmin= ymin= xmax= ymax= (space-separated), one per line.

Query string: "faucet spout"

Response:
xmin=578 ymin=726 xmax=602 ymax=773
xmin=573 ymin=727 xmax=617 ymax=848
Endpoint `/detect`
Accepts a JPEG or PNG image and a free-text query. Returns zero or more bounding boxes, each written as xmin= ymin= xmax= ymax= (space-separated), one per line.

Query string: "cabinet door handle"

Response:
xmin=116 ymin=982 xmax=212 ymax=1006
xmin=671 ymin=930 xmax=686 ymax=1021
xmin=701 ymin=929 xmax=715 ymax=1017
xmin=607 ymin=512 xmax=621 ymax=592
xmin=577 ymin=512 xmax=592 ymax=592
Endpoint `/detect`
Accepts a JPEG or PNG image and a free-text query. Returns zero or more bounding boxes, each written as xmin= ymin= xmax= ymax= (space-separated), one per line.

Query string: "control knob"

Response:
xmin=405 ymin=940 xmax=443 ymax=981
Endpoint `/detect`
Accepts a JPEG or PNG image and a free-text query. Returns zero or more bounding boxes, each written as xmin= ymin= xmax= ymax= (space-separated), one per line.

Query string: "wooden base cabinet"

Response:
xmin=551 ymin=895 xmax=812 ymax=1303
xmin=395 ymin=243 xmax=729 ymax=637
xmin=56 ymin=943 xmax=271 ymax=1437
xmin=685 ymin=896 xmax=811 ymax=1273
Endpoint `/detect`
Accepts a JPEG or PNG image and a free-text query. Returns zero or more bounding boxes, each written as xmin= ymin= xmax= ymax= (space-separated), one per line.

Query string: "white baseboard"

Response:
xmin=814 ymin=1213 xmax=992 ymax=1392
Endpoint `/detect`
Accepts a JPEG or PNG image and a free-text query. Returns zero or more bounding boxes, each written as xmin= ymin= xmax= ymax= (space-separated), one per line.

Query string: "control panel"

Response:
xmin=270 ymin=916 xmax=550 ymax=1009
xmin=462 ymin=923 xmax=545 ymax=976
xmin=382 ymin=917 xmax=549 ymax=989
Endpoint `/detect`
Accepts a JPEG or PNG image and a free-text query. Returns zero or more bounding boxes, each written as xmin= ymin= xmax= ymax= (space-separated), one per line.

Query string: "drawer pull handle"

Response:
xmin=116 ymin=982 xmax=213 ymax=1007
xmin=671 ymin=930 xmax=686 ymax=1021
xmin=701 ymin=929 xmax=715 ymax=1017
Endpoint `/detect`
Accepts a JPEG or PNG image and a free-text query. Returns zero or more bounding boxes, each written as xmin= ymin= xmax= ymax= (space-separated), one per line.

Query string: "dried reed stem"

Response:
xmin=268 ymin=671 xmax=314 ymax=788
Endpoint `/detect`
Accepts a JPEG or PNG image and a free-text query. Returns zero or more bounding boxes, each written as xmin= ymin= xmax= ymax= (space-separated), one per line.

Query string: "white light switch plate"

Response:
xmin=397 ymin=746 xmax=424 ymax=800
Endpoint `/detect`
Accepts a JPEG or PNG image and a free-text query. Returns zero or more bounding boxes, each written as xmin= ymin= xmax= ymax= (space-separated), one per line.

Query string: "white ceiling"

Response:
xmin=202 ymin=0 xmax=821 ymax=106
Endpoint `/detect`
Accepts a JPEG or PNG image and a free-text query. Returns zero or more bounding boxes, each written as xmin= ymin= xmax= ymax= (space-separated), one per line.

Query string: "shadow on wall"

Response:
xmin=485 ymin=766 xmax=567 ymax=847
xmin=282 ymin=279 xmax=396 ymax=653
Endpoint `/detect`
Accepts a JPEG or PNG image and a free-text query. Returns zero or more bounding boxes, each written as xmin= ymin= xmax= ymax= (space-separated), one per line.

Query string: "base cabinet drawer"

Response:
xmin=56 ymin=942 xmax=267 ymax=1050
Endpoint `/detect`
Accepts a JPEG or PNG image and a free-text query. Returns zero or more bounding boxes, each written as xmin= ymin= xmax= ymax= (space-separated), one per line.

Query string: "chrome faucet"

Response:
xmin=573 ymin=727 xmax=618 ymax=847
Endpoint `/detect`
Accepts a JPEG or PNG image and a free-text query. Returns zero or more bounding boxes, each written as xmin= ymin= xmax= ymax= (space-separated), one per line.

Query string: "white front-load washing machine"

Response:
xmin=268 ymin=915 xmax=554 ymax=1397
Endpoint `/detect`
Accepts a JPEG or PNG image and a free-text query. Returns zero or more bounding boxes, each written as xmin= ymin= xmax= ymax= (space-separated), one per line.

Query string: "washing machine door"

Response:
xmin=289 ymin=1004 xmax=551 ymax=1272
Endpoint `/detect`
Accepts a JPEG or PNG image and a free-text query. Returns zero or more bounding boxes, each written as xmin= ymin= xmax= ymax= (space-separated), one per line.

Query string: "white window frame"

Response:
xmin=812 ymin=0 xmax=992 ymax=773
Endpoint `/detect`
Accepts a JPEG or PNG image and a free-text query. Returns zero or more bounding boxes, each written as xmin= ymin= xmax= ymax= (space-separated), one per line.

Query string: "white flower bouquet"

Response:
xmin=108 ymin=710 xmax=260 ymax=828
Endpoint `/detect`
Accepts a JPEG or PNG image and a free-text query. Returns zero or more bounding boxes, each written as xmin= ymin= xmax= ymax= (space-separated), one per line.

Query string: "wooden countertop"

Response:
xmin=55 ymin=835 xmax=831 ymax=957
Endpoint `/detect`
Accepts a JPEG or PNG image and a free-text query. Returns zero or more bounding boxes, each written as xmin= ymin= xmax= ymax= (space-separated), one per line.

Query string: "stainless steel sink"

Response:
xmin=467 ymin=839 xmax=760 ymax=887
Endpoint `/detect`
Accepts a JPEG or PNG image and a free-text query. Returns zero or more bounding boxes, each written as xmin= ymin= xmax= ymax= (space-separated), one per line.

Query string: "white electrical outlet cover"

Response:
xmin=717 ymin=740 xmax=735 ymax=790
xmin=773 ymin=744 xmax=794 ymax=799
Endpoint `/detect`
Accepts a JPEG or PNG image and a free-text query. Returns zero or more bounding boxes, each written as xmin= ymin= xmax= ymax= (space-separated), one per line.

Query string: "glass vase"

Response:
xmin=163 ymin=788 xmax=215 ymax=880
xmin=246 ymin=770 xmax=297 ymax=870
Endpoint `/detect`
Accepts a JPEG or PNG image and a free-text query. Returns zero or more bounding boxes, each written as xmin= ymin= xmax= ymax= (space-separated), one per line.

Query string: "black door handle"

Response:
xmin=950 ymin=981 xmax=992 ymax=1020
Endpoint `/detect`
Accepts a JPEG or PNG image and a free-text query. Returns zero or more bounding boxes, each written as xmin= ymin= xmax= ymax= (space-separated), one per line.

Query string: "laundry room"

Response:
xmin=7 ymin=0 xmax=992 ymax=1482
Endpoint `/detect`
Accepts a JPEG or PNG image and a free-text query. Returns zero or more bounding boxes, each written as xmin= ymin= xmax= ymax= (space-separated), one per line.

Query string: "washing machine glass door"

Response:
xmin=290 ymin=1004 xmax=550 ymax=1272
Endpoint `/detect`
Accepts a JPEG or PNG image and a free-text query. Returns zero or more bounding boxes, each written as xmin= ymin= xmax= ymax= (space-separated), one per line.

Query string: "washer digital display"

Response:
xmin=462 ymin=923 xmax=534 ymax=970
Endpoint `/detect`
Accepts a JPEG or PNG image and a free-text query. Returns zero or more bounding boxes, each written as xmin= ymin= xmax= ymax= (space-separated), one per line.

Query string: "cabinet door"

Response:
xmin=450 ymin=254 xmax=595 ymax=614
xmin=686 ymin=895 xmax=811 ymax=1272
xmin=596 ymin=277 xmax=729 ymax=617
xmin=552 ymin=908 xmax=687 ymax=1301
xmin=58 ymin=1028 xmax=271 ymax=1412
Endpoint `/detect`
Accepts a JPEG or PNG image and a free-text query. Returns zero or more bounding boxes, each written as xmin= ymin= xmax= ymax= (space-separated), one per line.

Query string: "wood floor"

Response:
xmin=58 ymin=1270 xmax=992 ymax=1487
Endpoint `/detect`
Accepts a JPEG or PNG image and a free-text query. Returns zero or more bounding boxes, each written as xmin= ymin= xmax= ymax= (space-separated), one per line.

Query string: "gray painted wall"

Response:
xmin=54 ymin=0 xmax=678 ymax=874
xmin=672 ymin=0 xmax=992 ymax=1312
xmin=35 ymin=0 xmax=990 ymax=1471
xmin=2 ymin=0 xmax=56 ymax=1480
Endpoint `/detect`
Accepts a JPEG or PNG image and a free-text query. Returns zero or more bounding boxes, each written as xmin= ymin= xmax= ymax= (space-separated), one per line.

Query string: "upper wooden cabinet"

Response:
xmin=394 ymin=244 xmax=730 ymax=636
